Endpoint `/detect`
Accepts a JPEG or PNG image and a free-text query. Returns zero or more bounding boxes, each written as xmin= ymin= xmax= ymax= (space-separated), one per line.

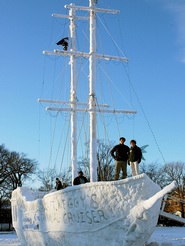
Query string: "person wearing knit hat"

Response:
xmin=73 ymin=171 xmax=88 ymax=186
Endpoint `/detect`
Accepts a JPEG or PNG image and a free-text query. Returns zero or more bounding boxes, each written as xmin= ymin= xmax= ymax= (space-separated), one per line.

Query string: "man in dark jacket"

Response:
xmin=129 ymin=140 xmax=142 ymax=176
xmin=73 ymin=171 xmax=88 ymax=186
xmin=55 ymin=178 xmax=63 ymax=190
xmin=110 ymin=137 xmax=129 ymax=180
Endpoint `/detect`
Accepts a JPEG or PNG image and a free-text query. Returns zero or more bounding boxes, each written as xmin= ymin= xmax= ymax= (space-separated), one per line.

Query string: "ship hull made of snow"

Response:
xmin=11 ymin=174 xmax=161 ymax=246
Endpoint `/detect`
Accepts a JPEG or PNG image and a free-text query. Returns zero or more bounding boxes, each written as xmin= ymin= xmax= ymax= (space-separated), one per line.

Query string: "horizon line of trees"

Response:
xmin=0 ymin=142 xmax=185 ymax=217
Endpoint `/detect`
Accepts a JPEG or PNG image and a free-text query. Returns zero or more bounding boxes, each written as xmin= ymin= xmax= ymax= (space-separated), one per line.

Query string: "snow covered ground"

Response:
xmin=147 ymin=227 xmax=185 ymax=246
xmin=0 ymin=227 xmax=184 ymax=246
xmin=0 ymin=232 xmax=20 ymax=246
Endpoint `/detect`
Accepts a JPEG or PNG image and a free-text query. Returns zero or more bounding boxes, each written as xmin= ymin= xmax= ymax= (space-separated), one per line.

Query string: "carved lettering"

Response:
xmin=23 ymin=194 xmax=107 ymax=228
xmin=98 ymin=210 xmax=107 ymax=222
xmin=91 ymin=210 xmax=100 ymax=223
xmin=63 ymin=213 xmax=67 ymax=223
xmin=68 ymin=198 xmax=73 ymax=209
xmin=91 ymin=194 xmax=99 ymax=209
xmin=79 ymin=212 xmax=86 ymax=223
xmin=62 ymin=199 xmax=66 ymax=210
xmin=68 ymin=212 xmax=74 ymax=223
xmin=74 ymin=198 xmax=79 ymax=207
xmin=86 ymin=211 xmax=93 ymax=224
xmin=80 ymin=196 xmax=86 ymax=208
xmin=62 ymin=210 xmax=107 ymax=225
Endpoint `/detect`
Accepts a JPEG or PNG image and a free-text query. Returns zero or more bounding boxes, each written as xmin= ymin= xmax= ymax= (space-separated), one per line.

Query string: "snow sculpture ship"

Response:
xmin=12 ymin=174 xmax=176 ymax=246
xmin=11 ymin=1 xmax=176 ymax=245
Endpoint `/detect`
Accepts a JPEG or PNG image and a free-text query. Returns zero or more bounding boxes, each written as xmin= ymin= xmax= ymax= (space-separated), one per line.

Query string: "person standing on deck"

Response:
xmin=73 ymin=171 xmax=88 ymax=185
xmin=129 ymin=140 xmax=142 ymax=176
xmin=110 ymin=137 xmax=129 ymax=180
xmin=55 ymin=178 xmax=63 ymax=190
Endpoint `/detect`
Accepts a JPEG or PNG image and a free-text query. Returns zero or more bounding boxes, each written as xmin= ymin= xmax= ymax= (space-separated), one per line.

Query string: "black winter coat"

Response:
xmin=55 ymin=181 xmax=63 ymax=190
xmin=110 ymin=144 xmax=129 ymax=161
xmin=129 ymin=145 xmax=142 ymax=163
xmin=73 ymin=176 xmax=88 ymax=186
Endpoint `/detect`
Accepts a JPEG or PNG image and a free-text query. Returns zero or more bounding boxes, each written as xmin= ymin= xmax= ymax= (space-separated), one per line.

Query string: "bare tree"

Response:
xmin=0 ymin=145 xmax=11 ymax=185
xmin=163 ymin=162 xmax=185 ymax=186
xmin=38 ymin=168 xmax=59 ymax=191
xmin=140 ymin=162 xmax=166 ymax=187
xmin=0 ymin=185 xmax=11 ymax=209
xmin=38 ymin=167 xmax=71 ymax=191
xmin=163 ymin=162 xmax=185 ymax=217
xmin=77 ymin=140 xmax=115 ymax=181
xmin=97 ymin=140 xmax=115 ymax=181
xmin=0 ymin=145 xmax=37 ymax=208
xmin=5 ymin=151 xmax=37 ymax=190
xmin=60 ymin=167 xmax=72 ymax=186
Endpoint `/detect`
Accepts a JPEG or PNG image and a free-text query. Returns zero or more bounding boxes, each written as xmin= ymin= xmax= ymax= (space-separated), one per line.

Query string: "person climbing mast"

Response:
xmin=56 ymin=37 xmax=69 ymax=51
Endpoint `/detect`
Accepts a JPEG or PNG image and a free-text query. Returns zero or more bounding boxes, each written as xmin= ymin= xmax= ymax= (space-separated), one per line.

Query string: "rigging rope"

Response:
xmin=39 ymin=5 xmax=166 ymax=182
xmin=47 ymin=17 xmax=55 ymax=49
xmin=53 ymin=114 xmax=70 ymax=170
xmin=126 ymin=72 xmax=166 ymax=164
xmin=38 ymin=56 xmax=48 ymax=163
xmin=54 ymin=8 xmax=69 ymax=42
xmin=59 ymin=118 xmax=71 ymax=175
xmin=97 ymin=17 xmax=134 ymax=138
xmin=47 ymin=112 xmax=59 ymax=170
xmin=117 ymin=15 xmax=135 ymax=110
xmin=97 ymin=12 xmax=166 ymax=164
xmin=97 ymin=14 xmax=127 ymax=58
xmin=124 ymin=61 xmax=165 ymax=162
xmin=98 ymin=64 xmax=134 ymax=109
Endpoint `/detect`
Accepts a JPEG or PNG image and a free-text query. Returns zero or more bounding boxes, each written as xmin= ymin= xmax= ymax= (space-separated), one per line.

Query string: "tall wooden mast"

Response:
xmin=69 ymin=4 xmax=78 ymax=184
xmin=39 ymin=1 xmax=136 ymax=184
xmin=89 ymin=0 xmax=97 ymax=182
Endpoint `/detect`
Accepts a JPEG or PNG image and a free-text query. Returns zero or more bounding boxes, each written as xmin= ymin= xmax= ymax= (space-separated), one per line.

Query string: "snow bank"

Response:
xmin=1 ymin=227 xmax=185 ymax=246
xmin=147 ymin=227 xmax=185 ymax=246
xmin=0 ymin=232 xmax=20 ymax=246
xmin=11 ymin=174 xmax=176 ymax=246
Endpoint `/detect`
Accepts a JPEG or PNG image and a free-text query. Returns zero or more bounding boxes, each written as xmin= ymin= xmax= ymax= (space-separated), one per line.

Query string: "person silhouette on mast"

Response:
xmin=56 ymin=37 xmax=69 ymax=51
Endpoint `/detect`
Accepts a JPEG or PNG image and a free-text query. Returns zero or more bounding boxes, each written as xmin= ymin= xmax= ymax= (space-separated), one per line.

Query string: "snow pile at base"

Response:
xmin=11 ymin=174 xmax=176 ymax=246
xmin=0 ymin=232 xmax=20 ymax=246
xmin=147 ymin=227 xmax=185 ymax=246
xmin=1 ymin=227 xmax=185 ymax=246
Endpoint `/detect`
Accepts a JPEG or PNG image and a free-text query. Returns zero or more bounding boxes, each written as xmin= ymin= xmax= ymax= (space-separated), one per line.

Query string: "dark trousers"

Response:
xmin=115 ymin=161 xmax=127 ymax=180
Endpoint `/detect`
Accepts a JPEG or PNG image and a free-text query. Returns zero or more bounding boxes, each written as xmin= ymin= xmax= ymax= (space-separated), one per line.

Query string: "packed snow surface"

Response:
xmin=148 ymin=227 xmax=185 ymax=245
xmin=0 ymin=232 xmax=20 ymax=246
xmin=0 ymin=227 xmax=185 ymax=246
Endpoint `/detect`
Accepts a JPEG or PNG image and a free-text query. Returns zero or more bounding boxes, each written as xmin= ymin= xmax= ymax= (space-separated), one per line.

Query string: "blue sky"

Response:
xmin=1 ymin=0 xmax=185 ymax=176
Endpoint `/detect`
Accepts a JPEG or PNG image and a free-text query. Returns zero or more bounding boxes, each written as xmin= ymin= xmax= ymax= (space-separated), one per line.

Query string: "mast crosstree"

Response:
xmin=39 ymin=0 xmax=137 ymax=184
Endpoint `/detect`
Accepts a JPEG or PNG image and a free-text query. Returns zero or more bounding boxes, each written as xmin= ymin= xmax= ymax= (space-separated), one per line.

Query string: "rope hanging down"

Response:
xmin=132 ymin=81 xmax=166 ymax=164
xmin=98 ymin=12 xmax=166 ymax=164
